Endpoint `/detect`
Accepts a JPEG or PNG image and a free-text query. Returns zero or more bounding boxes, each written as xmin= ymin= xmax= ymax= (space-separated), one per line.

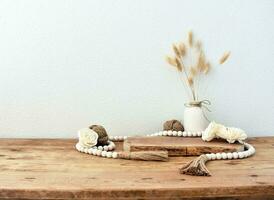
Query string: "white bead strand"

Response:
xmin=205 ymin=142 xmax=255 ymax=161
xmin=76 ymin=131 xmax=256 ymax=163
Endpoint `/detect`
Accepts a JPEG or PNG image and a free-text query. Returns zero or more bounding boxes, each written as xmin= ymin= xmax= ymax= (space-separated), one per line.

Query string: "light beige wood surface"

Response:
xmin=0 ymin=137 xmax=273 ymax=200
xmin=124 ymin=136 xmax=244 ymax=156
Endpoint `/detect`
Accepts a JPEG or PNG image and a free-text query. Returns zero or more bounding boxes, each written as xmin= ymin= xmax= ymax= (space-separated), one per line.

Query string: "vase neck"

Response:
xmin=185 ymin=101 xmax=202 ymax=107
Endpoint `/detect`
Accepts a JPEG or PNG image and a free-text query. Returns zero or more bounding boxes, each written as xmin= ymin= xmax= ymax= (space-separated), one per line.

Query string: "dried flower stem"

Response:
xmin=165 ymin=31 xmax=230 ymax=101
xmin=219 ymin=51 xmax=230 ymax=64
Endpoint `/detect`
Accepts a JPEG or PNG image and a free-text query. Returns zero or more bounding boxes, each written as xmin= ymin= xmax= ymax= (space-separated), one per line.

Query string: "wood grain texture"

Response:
xmin=0 ymin=137 xmax=273 ymax=200
xmin=124 ymin=136 xmax=244 ymax=156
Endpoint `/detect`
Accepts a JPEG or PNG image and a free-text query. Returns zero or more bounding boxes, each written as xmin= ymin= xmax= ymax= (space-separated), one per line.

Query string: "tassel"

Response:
xmin=179 ymin=155 xmax=211 ymax=176
xmin=118 ymin=151 xmax=168 ymax=161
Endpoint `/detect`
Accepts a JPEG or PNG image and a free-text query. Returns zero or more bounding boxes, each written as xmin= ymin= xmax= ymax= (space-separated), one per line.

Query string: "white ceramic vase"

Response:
xmin=184 ymin=103 xmax=209 ymax=132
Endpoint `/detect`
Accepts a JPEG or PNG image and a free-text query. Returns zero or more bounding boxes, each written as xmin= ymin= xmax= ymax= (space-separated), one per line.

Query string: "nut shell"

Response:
xmin=89 ymin=125 xmax=109 ymax=145
xmin=163 ymin=120 xmax=184 ymax=131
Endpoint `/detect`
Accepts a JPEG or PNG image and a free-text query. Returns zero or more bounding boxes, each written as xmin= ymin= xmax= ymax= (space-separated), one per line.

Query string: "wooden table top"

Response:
xmin=0 ymin=137 xmax=273 ymax=200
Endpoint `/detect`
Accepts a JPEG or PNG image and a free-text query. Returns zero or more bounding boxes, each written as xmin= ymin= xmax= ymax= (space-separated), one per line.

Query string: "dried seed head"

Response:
xmin=178 ymin=42 xmax=186 ymax=57
xmin=203 ymin=62 xmax=211 ymax=74
xmin=188 ymin=31 xmax=193 ymax=47
xmin=195 ymin=40 xmax=202 ymax=50
xmin=190 ymin=66 xmax=197 ymax=77
xmin=166 ymin=56 xmax=177 ymax=67
xmin=219 ymin=51 xmax=230 ymax=64
xmin=196 ymin=51 xmax=206 ymax=71
xmin=173 ymin=44 xmax=181 ymax=58
xmin=175 ymin=58 xmax=183 ymax=72
xmin=188 ymin=76 xmax=194 ymax=86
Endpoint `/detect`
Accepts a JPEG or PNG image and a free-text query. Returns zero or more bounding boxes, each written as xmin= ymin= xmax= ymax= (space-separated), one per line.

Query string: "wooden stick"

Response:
xmin=118 ymin=151 xmax=169 ymax=161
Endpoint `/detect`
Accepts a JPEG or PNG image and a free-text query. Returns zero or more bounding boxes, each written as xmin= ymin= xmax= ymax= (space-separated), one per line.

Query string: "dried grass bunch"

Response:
xmin=166 ymin=31 xmax=230 ymax=101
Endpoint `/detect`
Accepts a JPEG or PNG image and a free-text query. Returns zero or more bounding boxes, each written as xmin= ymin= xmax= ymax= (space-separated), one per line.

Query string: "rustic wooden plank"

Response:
xmin=124 ymin=136 xmax=244 ymax=156
xmin=0 ymin=137 xmax=273 ymax=200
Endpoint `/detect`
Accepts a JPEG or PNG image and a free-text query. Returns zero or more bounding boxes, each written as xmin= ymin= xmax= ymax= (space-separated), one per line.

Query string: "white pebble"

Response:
xmin=101 ymin=151 xmax=107 ymax=157
xmin=216 ymin=153 xmax=222 ymax=160
xmin=167 ymin=130 xmax=173 ymax=136
xmin=103 ymin=146 xmax=108 ymax=151
xmin=98 ymin=146 xmax=103 ymax=150
xmin=96 ymin=150 xmax=102 ymax=156
xmin=211 ymin=153 xmax=216 ymax=160
xmin=106 ymin=152 xmax=112 ymax=158
xmin=221 ymin=153 xmax=227 ymax=159
xmin=192 ymin=132 xmax=197 ymax=137
xmin=158 ymin=132 xmax=163 ymax=136
xmin=88 ymin=149 xmax=93 ymax=154
xmin=123 ymin=136 xmax=127 ymax=140
xmin=227 ymin=153 xmax=233 ymax=159
xmin=172 ymin=131 xmax=177 ymax=136
xmin=183 ymin=132 xmax=187 ymax=137
xmin=112 ymin=152 xmax=118 ymax=158
xmin=187 ymin=132 xmax=192 ymax=137
xmin=163 ymin=131 xmax=168 ymax=136
xmin=109 ymin=136 xmax=114 ymax=140
xmin=84 ymin=149 xmax=88 ymax=153
xmin=238 ymin=152 xmax=244 ymax=159
xmin=197 ymin=131 xmax=202 ymax=137
xmin=178 ymin=131 xmax=183 ymax=136
xmin=233 ymin=152 xmax=239 ymax=159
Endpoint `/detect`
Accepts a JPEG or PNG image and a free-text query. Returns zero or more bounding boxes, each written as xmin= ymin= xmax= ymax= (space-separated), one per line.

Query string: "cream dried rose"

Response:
xmin=202 ymin=121 xmax=247 ymax=144
xmin=217 ymin=127 xmax=247 ymax=144
xmin=202 ymin=121 xmax=223 ymax=142
xmin=78 ymin=128 xmax=98 ymax=148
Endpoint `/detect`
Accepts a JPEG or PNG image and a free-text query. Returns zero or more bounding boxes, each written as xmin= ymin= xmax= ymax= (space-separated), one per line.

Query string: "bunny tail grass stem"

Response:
xmin=118 ymin=151 xmax=169 ymax=161
xmin=179 ymin=155 xmax=211 ymax=176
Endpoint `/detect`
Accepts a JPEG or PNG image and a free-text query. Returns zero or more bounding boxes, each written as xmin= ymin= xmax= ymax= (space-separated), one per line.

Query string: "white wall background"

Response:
xmin=0 ymin=0 xmax=273 ymax=138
